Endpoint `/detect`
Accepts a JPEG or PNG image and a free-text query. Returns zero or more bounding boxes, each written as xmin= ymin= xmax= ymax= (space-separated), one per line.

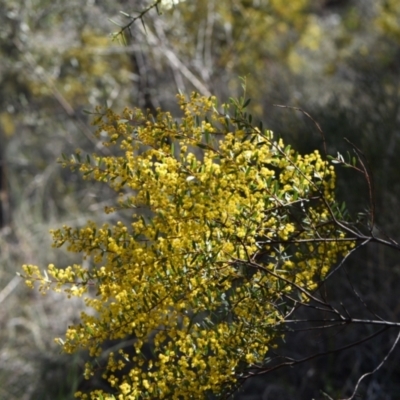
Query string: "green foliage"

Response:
xmin=22 ymin=93 xmax=354 ymax=399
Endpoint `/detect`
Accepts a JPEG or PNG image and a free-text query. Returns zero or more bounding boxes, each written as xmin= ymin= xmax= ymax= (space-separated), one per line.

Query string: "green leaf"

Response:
xmin=196 ymin=142 xmax=209 ymax=150
xmin=242 ymin=98 xmax=251 ymax=108
xmin=141 ymin=17 xmax=147 ymax=34
xmin=108 ymin=18 xmax=123 ymax=27
xmin=204 ymin=130 xmax=210 ymax=144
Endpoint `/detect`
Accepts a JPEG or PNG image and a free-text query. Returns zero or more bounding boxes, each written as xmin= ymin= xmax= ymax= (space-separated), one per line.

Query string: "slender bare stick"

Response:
xmin=343 ymin=328 xmax=400 ymax=400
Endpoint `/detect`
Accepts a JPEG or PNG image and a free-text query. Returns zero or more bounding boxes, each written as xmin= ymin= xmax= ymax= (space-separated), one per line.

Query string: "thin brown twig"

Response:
xmin=344 ymin=137 xmax=375 ymax=229
xmin=284 ymin=318 xmax=400 ymax=328
xmin=341 ymin=263 xmax=385 ymax=322
xmin=272 ymin=104 xmax=327 ymax=156
xmin=241 ymin=327 xmax=389 ymax=378
xmin=342 ymin=328 xmax=400 ymax=400
xmin=113 ymin=0 xmax=162 ymax=39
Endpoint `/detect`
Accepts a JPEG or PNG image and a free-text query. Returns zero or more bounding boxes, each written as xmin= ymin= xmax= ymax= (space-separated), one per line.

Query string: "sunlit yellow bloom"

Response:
xmin=21 ymin=92 xmax=354 ymax=400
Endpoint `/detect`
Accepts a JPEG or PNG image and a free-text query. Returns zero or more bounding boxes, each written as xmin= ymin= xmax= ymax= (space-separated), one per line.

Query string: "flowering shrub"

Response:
xmin=22 ymin=93 xmax=353 ymax=399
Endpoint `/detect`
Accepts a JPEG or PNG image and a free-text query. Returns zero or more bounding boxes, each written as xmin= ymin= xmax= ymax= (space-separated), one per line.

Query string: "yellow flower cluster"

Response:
xmin=22 ymin=93 xmax=354 ymax=399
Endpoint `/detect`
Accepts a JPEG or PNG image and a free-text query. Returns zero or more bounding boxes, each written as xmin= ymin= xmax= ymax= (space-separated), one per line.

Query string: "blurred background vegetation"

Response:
xmin=1 ymin=0 xmax=400 ymax=398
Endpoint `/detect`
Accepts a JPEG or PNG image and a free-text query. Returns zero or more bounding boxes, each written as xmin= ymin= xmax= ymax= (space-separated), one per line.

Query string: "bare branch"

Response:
xmin=344 ymin=137 xmax=375 ymax=229
xmin=342 ymin=329 xmax=400 ymax=400
xmin=273 ymin=104 xmax=327 ymax=157
xmin=241 ymin=327 xmax=388 ymax=379
xmin=112 ymin=0 xmax=162 ymax=39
